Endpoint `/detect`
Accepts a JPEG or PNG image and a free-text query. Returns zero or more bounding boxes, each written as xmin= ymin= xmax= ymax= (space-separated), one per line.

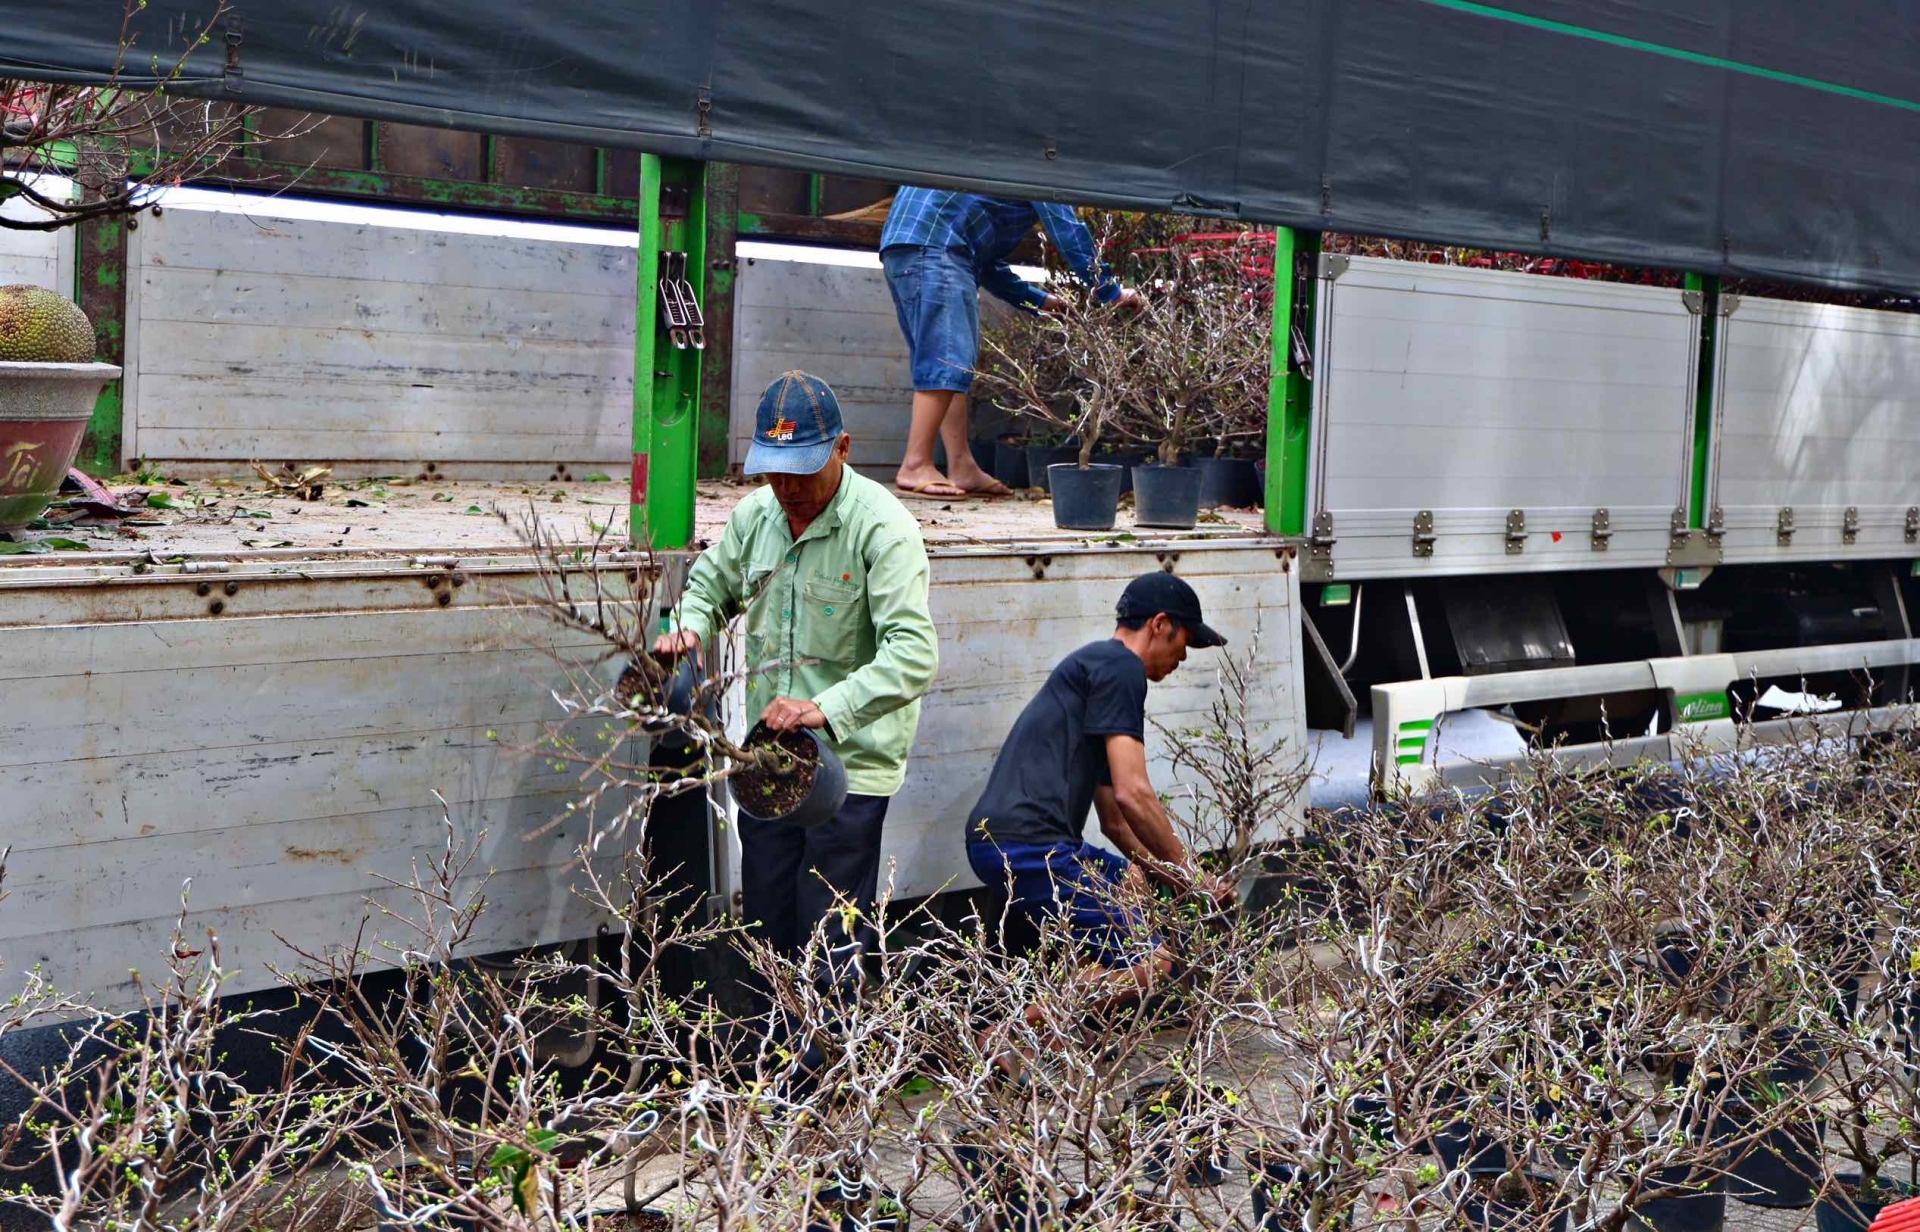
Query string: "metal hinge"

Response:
xmin=1505 ymin=509 xmax=1528 ymax=555
xmin=1670 ymin=508 xmax=1689 ymax=544
xmin=1707 ymin=506 xmax=1725 ymax=540
xmin=1590 ymin=508 xmax=1612 ymax=551
xmin=1308 ymin=510 xmax=1337 ymax=575
xmin=1411 ymin=510 xmax=1435 ymax=558
xmin=1907 ymin=506 xmax=1919 ymax=543
xmin=1318 ymin=253 xmax=1350 ymax=282
xmin=1843 ymin=506 xmax=1861 ymax=546
xmin=222 ymin=15 xmax=244 ymax=94
xmin=1776 ymin=507 xmax=1795 ymax=546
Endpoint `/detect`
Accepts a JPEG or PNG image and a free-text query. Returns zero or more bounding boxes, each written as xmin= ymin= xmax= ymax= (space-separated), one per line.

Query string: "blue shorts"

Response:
xmin=967 ymin=839 xmax=1159 ymax=969
xmin=882 ymin=244 xmax=979 ymax=393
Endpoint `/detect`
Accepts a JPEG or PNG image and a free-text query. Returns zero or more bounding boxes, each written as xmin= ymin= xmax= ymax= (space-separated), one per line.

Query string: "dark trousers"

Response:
xmin=739 ymin=792 xmax=890 ymax=969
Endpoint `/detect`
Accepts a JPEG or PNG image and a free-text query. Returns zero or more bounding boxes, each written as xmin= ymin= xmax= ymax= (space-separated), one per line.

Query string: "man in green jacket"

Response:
xmin=654 ymin=371 xmax=939 ymax=971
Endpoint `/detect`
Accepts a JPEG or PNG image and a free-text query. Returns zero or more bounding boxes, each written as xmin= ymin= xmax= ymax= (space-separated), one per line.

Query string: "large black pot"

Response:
xmin=993 ymin=436 xmax=1031 ymax=489
xmin=1458 ymin=1169 xmax=1568 ymax=1232
xmin=1048 ymin=462 xmax=1123 ymax=531
xmin=1132 ymin=463 xmax=1203 ymax=529
xmin=1194 ymin=456 xmax=1263 ymax=509
xmin=1815 ymin=1176 xmax=1916 ymax=1232
xmin=1722 ymin=1100 xmax=1825 ymax=1208
xmin=735 ymin=724 xmax=848 ymax=829
xmin=1631 ymin=1162 xmax=1728 ymax=1232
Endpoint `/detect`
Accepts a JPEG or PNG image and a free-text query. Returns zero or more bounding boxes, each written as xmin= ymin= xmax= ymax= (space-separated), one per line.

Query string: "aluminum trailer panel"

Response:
xmin=1308 ymin=257 xmax=1699 ymax=579
xmin=1709 ymin=295 xmax=1920 ymax=563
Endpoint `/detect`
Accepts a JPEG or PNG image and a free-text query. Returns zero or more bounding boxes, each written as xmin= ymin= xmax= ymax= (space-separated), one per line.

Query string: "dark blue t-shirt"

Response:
xmin=967 ymin=639 xmax=1149 ymax=848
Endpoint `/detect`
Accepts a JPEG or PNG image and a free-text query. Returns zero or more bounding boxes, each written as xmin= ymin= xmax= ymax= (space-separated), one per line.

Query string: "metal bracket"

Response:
xmin=1590 ymin=508 xmax=1612 ymax=551
xmin=1318 ymin=253 xmax=1350 ymax=282
xmin=1707 ymin=506 xmax=1725 ymax=540
xmin=656 ymin=251 xmax=706 ymax=350
xmin=1307 ymin=510 xmax=1337 ymax=578
xmin=1666 ymin=506 xmax=1722 ymax=567
xmin=1720 ymin=293 xmax=1742 ymax=318
xmin=1411 ymin=509 xmax=1435 ymax=558
xmin=1504 ymin=509 xmax=1527 ymax=555
xmin=695 ymin=86 xmax=714 ymax=138
xmin=1681 ymin=289 xmax=1705 ymax=315
xmin=1776 ymin=507 xmax=1795 ymax=546
xmin=1843 ymin=506 xmax=1861 ymax=546
xmin=1907 ymin=506 xmax=1919 ymax=543
xmin=222 ymin=15 xmax=244 ymax=94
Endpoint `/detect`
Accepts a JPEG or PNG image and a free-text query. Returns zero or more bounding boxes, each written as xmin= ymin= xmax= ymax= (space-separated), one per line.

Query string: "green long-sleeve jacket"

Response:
xmin=671 ymin=468 xmax=938 ymax=796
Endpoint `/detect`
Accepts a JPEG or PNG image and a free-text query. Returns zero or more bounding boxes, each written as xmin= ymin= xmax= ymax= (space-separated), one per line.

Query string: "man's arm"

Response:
xmin=1102 ymin=733 xmax=1201 ymax=891
xmin=1034 ymin=204 xmax=1124 ymax=304
xmin=978 ymin=260 xmax=1050 ymax=312
xmin=657 ymin=511 xmax=747 ymax=656
xmin=810 ymin=534 xmax=940 ymax=737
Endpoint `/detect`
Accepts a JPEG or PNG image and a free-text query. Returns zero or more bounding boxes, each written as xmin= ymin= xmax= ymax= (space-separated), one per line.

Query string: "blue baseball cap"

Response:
xmin=744 ymin=371 xmax=845 ymax=476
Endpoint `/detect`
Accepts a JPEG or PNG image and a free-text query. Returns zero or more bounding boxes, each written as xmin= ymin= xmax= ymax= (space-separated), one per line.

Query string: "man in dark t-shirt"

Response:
xmin=966 ymin=572 xmax=1231 ymax=1014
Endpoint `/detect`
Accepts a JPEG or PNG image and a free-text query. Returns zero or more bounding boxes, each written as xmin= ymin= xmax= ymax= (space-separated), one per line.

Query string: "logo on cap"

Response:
xmin=767 ymin=417 xmax=798 ymax=442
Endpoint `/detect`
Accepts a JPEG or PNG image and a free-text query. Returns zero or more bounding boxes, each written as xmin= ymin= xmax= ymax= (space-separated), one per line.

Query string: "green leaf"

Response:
xmin=433 ymin=492 xmax=455 ymax=502
xmin=38 ymin=538 xmax=90 ymax=551
xmin=0 ymin=541 xmax=49 ymax=555
xmin=527 ymin=1128 xmax=561 ymax=1153
xmin=145 ymin=491 xmax=176 ymax=509
xmin=583 ymin=473 xmax=613 ymax=482
xmin=465 ymin=505 xmax=485 ymax=515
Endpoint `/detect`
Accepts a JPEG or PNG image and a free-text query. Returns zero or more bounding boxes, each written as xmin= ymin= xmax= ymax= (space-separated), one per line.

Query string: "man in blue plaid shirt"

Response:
xmin=880 ymin=187 xmax=1140 ymax=499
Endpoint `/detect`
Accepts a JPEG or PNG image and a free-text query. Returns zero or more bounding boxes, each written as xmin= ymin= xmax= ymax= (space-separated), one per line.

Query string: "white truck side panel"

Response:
xmin=1 ymin=585 xmax=624 ymax=1014
xmin=1312 ymin=258 xmax=1697 ymax=577
xmin=1711 ymin=295 xmax=1920 ymax=561
xmin=0 ymin=189 xmax=75 ymax=297
xmin=720 ymin=543 xmax=1305 ymax=902
xmin=124 ymin=203 xmax=636 ymax=475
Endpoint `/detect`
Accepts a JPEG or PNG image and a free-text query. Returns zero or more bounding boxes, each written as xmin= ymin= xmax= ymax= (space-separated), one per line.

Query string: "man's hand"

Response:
xmin=1112 ymin=287 xmax=1145 ymax=315
xmin=761 ymin=696 xmax=828 ymax=732
xmin=652 ymin=629 xmax=702 ymax=661
xmin=1200 ymin=872 xmax=1237 ymax=910
xmin=1039 ymin=293 xmax=1067 ymax=315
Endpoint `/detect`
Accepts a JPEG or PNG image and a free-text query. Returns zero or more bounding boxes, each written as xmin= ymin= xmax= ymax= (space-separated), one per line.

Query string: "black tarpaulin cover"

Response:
xmin=7 ymin=1 xmax=1920 ymax=291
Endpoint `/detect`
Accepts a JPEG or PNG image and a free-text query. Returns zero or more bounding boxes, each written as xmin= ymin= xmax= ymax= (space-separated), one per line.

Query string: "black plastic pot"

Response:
xmin=735 ymin=724 xmax=848 ymax=829
xmin=1247 ymin=1156 xmax=1352 ymax=1232
xmin=807 ymin=1178 xmax=908 ymax=1232
xmin=1431 ymin=1118 xmax=1509 ymax=1174
xmin=1132 ymin=463 xmax=1203 ymax=529
xmin=1815 ymin=1176 xmax=1916 ymax=1232
xmin=1048 ymin=463 xmax=1124 ymax=531
xmin=993 ymin=437 xmax=1031 ymax=489
xmin=1632 ymin=1163 xmax=1728 ymax=1232
xmin=1254 ymin=458 xmax=1268 ymax=504
xmin=1027 ymin=443 xmax=1082 ymax=492
xmin=1194 ymin=457 xmax=1263 ymax=509
xmin=1722 ymin=1101 xmax=1825 ymax=1208
xmin=563 ymin=1210 xmax=671 ymax=1232
xmin=1458 ymin=1169 xmax=1568 ymax=1232
xmin=970 ymin=438 xmax=997 ymax=476
xmin=1092 ymin=448 xmax=1149 ymax=493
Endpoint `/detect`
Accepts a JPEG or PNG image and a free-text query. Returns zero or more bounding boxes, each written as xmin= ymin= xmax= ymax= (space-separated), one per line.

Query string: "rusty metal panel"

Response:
xmin=378 ymin=122 xmax=486 ymax=181
xmin=253 ymin=109 xmax=368 ymax=170
xmin=492 ymin=138 xmax=597 ymax=194
xmin=817 ymin=177 xmax=892 ymax=218
xmin=737 ymin=166 xmax=810 ymax=217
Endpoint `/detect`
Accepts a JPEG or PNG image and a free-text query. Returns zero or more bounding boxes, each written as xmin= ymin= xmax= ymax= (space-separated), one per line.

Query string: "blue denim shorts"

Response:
xmin=967 ymin=839 xmax=1159 ymax=969
xmin=881 ymin=244 xmax=980 ymax=393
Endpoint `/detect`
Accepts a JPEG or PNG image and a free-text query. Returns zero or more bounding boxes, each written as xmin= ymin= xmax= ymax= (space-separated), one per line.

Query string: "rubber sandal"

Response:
xmin=894 ymin=481 xmax=969 ymax=501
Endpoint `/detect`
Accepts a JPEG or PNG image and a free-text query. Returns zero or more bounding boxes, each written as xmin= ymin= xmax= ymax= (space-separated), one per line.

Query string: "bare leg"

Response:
xmin=895 ymin=389 xmax=967 ymax=497
xmin=936 ymin=393 xmax=1008 ymax=495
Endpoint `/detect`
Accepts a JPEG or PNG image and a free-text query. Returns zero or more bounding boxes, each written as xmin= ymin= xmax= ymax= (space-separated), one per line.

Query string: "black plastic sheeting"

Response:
xmin=8 ymin=1 xmax=1920 ymax=291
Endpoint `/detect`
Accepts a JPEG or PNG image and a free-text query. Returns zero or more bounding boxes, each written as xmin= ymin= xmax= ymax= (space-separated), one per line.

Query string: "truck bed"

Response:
xmin=0 ymin=475 xmax=1265 ymax=568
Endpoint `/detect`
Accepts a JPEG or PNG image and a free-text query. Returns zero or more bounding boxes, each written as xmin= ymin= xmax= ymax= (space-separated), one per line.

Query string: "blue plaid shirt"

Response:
xmin=880 ymin=187 xmax=1122 ymax=311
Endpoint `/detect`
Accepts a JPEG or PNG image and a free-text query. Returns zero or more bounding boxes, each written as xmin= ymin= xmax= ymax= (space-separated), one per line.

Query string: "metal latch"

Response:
xmin=1309 ymin=510 xmax=1337 ymax=573
xmin=1843 ymin=506 xmax=1861 ymax=546
xmin=1411 ymin=510 xmax=1435 ymax=558
xmin=1776 ymin=507 xmax=1795 ymax=546
xmin=222 ymin=15 xmax=244 ymax=94
xmin=1505 ymin=509 xmax=1528 ymax=555
xmin=1670 ymin=507 xmax=1689 ymax=545
xmin=1590 ymin=508 xmax=1612 ymax=551
xmin=657 ymin=251 xmax=706 ymax=350
xmin=1907 ymin=506 xmax=1919 ymax=543
xmin=1707 ymin=506 xmax=1725 ymax=540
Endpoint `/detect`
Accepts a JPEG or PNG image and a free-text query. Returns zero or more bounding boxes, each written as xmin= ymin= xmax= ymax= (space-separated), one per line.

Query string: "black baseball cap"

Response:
xmin=1116 ymin=572 xmax=1227 ymax=648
